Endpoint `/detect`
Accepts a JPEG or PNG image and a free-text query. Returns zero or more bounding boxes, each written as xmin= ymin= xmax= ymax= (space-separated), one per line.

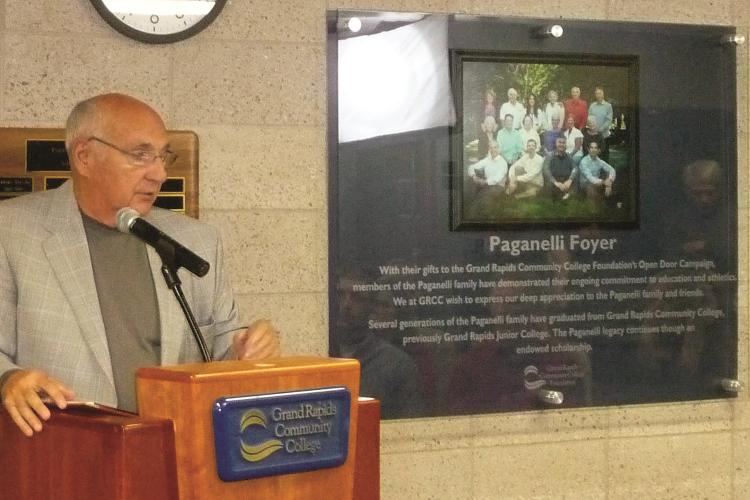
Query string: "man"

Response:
xmin=468 ymin=140 xmax=508 ymax=188
xmin=495 ymin=114 xmax=523 ymax=165
xmin=0 ymin=94 xmax=280 ymax=436
xmin=542 ymin=116 xmax=563 ymax=154
xmin=499 ymin=88 xmax=526 ymax=129
xmin=507 ymin=139 xmax=544 ymax=198
xmin=563 ymin=115 xmax=584 ymax=165
xmin=544 ymin=90 xmax=565 ymax=132
xmin=578 ymin=141 xmax=615 ymax=198
xmin=588 ymin=86 xmax=613 ymax=143
xmin=582 ymin=115 xmax=607 ymax=161
xmin=543 ymin=137 xmax=577 ymax=200
xmin=563 ymin=86 xmax=588 ymax=129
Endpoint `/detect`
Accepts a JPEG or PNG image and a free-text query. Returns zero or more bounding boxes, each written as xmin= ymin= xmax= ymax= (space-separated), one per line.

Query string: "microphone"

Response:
xmin=116 ymin=207 xmax=210 ymax=277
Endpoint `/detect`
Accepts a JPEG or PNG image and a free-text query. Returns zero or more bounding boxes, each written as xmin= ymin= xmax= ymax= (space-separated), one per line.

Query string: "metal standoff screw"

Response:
xmin=532 ymin=24 xmax=563 ymax=39
xmin=537 ymin=388 xmax=564 ymax=405
xmin=720 ymin=34 xmax=746 ymax=46
xmin=720 ymin=378 xmax=744 ymax=393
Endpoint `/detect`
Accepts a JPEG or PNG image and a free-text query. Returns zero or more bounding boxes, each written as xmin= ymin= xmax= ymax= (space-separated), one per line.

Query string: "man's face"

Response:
xmin=589 ymin=143 xmax=600 ymax=158
xmin=594 ymin=88 xmax=604 ymax=102
xmin=555 ymin=137 xmax=566 ymax=153
xmin=81 ymin=104 xmax=169 ymax=221
xmin=489 ymin=142 xmax=500 ymax=158
xmin=526 ymin=140 xmax=536 ymax=155
xmin=571 ymin=87 xmax=581 ymax=99
xmin=508 ymin=89 xmax=517 ymax=102
xmin=551 ymin=118 xmax=560 ymax=130
xmin=504 ymin=116 xmax=514 ymax=130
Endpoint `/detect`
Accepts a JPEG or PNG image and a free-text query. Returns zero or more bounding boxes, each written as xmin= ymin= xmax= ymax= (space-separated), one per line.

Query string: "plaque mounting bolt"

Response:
xmin=537 ymin=388 xmax=564 ymax=405
xmin=720 ymin=34 xmax=745 ymax=46
xmin=532 ymin=24 xmax=564 ymax=39
xmin=720 ymin=378 xmax=744 ymax=393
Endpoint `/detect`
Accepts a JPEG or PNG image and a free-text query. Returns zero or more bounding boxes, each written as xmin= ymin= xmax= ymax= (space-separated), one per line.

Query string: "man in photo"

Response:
xmin=468 ymin=140 xmax=509 ymax=189
xmin=541 ymin=116 xmax=563 ymax=155
xmin=499 ymin=88 xmax=526 ymax=129
xmin=563 ymin=86 xmax=588 ymax=129
xmin=588 ymin=86 xmax=613 ymax=146
xmin=496 ymin=114 xmax=523 ymax=165
xmin=543 ymin=136 xmax=577 ymax=200
xmin=507 ymin=139 xmax=544 ymax=199
xmin=578 ymin=141 xmax=615 ymax=199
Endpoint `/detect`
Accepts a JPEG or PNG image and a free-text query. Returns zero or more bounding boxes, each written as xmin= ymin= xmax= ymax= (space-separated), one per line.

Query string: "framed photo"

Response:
xmin=450 ymin=50 xmax=639 ymax=230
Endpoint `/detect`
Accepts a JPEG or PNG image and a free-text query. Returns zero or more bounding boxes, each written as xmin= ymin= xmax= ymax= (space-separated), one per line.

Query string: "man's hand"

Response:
xmin=1 ymin=369 xmax=75 ymax=437
xmin=232 ymin=319 xmax=281 ymax=360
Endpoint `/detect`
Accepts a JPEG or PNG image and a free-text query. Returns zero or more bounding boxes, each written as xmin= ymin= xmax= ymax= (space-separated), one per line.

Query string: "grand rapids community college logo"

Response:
xmin=213 ymin=387 xmax=351 ymax=481
xmin=239 ymin=409 xmax=284 ymax=462
xmin=239 ymin=403 xmax=336 ymax=461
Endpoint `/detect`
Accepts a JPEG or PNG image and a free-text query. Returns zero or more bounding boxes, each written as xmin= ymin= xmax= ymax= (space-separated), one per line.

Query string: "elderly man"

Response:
xmin=0 ymin=93 xmax=280 ymax=436
xmin=543 ymin=136 xmax=578 ymax=200
xmin=578 ymin=141 xmax=616 ymax=198
xmin=507 ymin=139 xmax=544 ymax=198
xmin=563 ymin=86 xmax=588 ymax=129
xmin=588 ymin=86 xmax=613 ymax=142
xmin=468 ymin=140 xmax=508 ymax=189
xmin=499 ymin=88 xmax=526 ymax=129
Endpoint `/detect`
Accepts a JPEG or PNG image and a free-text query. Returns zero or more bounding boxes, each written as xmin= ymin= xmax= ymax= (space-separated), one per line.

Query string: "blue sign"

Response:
xmin=212 ymin=387 xmax=351 ymax=482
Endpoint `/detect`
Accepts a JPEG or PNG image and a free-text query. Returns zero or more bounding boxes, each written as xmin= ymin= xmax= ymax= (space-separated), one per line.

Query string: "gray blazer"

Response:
xmin=0 ymin=182 xmax=240 ymax=406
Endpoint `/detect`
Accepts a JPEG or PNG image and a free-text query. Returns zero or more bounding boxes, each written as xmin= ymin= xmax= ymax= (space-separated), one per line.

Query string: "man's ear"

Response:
xmin=70 ymin=139 xmax=93 ymax=178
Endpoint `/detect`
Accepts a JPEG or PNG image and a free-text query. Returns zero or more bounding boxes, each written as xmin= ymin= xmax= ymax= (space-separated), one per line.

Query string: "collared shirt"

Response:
xmin=496 ymin=128 xmax=524 ymax=164
xmin=499 ymin=101 xmax=526 ymax=129
xmin=468 ymin=154 xmax=509 ymax=186
xmin=543 ymin=152 xmax=577 ymax=183
xmin=579 ymin=155 xmax=616 ymax=186
xmin=564 ymin=126 xmax=584 ymax=154
xmin=588 ymin=100 xmax=613 ymax=138
xmin=564 ymin=98 xmax=588 ymax=129
xmin=510 ymin=153 xmax=544 ymax=187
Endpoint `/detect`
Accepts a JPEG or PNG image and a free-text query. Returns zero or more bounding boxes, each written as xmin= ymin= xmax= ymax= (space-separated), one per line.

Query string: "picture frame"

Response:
xmin=450 ymin=50 xmax=639 ymax=230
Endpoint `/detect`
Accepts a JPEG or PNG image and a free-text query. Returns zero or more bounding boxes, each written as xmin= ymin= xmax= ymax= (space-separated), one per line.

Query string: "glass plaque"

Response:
xmin=328 ymin=12 xmax=740 ymax=419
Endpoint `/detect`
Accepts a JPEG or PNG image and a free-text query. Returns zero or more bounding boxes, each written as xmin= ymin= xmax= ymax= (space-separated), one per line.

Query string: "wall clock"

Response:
xmin=90 ymin=0 xmax=227 ymax=44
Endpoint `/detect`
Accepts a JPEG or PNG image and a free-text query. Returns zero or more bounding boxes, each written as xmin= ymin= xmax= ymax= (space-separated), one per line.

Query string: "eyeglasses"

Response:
xmin=89 ymin=136 xmax=178 ymax=167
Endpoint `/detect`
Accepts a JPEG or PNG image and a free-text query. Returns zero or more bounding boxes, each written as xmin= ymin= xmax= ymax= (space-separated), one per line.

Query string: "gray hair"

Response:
xmin=65 ymin=96 xmax=103 ymax=151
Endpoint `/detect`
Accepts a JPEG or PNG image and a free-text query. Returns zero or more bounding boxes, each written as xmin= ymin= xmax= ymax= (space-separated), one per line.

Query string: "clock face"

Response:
xmin=90 ymin=0 xmax=227 ymax=43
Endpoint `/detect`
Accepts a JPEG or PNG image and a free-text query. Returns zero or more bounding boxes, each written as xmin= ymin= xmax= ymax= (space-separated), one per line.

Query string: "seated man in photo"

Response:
xmin=507 ymin=138 xmax=544 ymax=199
xmin=542 ymin=136 xmax=577 ymax=201
xmin=578 ymin=141 xmax=616 ymax=199
xmin=468 ymin=140 xmax=508 ymax=190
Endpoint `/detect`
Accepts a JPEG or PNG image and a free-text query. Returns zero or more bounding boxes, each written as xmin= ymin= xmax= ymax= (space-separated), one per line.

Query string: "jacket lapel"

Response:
xmin=41 ymin=183 xmax=115 ymax=388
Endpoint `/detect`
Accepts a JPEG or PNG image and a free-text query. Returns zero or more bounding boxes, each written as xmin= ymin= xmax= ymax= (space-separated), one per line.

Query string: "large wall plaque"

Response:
xmin=327 ymin=12 xmax=740 ymax=419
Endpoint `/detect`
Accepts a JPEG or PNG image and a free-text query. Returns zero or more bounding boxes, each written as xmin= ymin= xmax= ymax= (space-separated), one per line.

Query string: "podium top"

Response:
xmin=136 ymin=356 xmax=360 ymax=383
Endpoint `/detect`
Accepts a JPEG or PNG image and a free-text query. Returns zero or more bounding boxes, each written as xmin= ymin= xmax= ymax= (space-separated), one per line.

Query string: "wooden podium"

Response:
xmin=0 ymin=357 xmax=380 ymax=500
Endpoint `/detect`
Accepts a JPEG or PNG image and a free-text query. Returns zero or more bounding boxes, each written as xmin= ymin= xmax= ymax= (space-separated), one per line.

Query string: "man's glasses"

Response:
xmin=89 ymin=136 xmax=178 ymax=167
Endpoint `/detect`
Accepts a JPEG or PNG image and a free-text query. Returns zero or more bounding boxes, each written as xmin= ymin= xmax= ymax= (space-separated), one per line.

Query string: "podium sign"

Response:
xmin=213 ymin=387 xmax=351 ymax=481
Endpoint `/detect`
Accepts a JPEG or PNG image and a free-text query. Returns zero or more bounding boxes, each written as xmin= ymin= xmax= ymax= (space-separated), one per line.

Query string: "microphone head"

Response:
xmin=115 ymin=207 xmax=141 ymax=234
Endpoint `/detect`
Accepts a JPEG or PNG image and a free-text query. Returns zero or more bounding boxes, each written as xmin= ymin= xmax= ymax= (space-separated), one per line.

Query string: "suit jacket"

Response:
xmin=0 ymin=182 xmax=241 ymax=406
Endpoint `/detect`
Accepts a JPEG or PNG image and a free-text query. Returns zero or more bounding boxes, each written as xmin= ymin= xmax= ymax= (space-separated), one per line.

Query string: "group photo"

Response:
xmin=451 ymin=52 xmax=639 ymax=228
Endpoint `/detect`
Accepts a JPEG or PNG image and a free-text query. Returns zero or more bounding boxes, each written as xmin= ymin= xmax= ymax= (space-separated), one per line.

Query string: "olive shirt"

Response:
xmin=81 ymin=213 xmax=160 ymax=412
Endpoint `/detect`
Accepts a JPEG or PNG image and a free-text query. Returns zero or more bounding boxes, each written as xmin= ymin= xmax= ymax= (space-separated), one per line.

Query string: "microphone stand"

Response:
xmin=155 ymin=240 xmax=212 ymax=362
